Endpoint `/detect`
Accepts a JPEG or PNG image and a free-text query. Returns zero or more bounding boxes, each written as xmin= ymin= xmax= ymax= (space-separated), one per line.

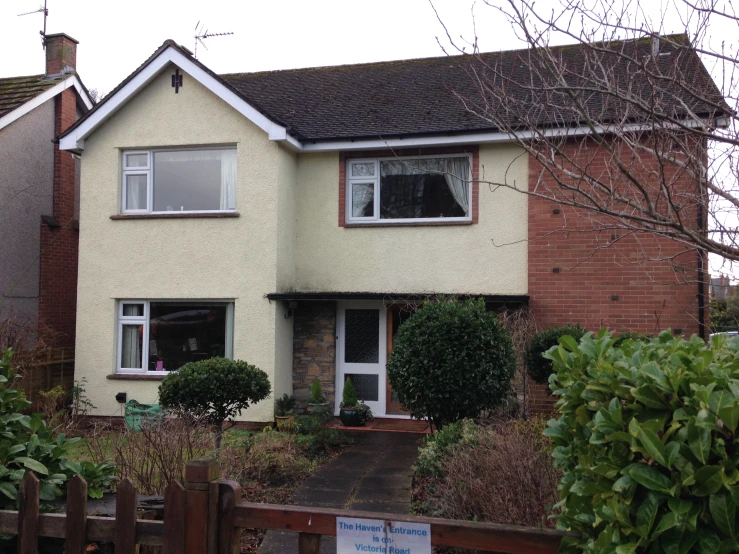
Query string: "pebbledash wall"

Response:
xmin=74 ymin=64 xmax=530 ymax=421
xmin=75 ymin=66 xmax=295 ymax=421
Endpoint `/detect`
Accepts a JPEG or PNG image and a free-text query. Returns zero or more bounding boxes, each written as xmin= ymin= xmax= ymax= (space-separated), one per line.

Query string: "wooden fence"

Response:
xmin=14 ymin=347 xmax=75 ymax=402
xmin=0 ymin=458 xmax=573 ymax=554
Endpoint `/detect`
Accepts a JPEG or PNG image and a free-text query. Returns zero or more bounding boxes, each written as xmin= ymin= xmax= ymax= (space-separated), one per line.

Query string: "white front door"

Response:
xmin=336 ymin=301 xmax=387 ymax=417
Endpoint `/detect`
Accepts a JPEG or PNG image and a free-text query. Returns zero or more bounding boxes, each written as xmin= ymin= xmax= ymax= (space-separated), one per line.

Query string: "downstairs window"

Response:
xmin=345 ymin=155 xmax=472 ymax=224
xmin=117 ymin=301 xmax=234 ymax=373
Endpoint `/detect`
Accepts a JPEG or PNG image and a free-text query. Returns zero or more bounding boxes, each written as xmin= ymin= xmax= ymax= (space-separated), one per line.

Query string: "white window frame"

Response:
xmin=120 ymin=147 xmax=237 ymax=215
xmin=345 ymin=153 xmax=473 ymax=224
xmin=116 ymin=300 xmax=235 ymax=374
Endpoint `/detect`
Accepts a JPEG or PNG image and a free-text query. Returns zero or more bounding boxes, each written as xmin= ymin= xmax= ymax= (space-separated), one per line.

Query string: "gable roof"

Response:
xmin=60 ymin=34 xmax=725 ymax=152
xmin=0 ymin=73 xmax=93 ymax=132
xmin=222 ymin=33 xmax=725 ymax=142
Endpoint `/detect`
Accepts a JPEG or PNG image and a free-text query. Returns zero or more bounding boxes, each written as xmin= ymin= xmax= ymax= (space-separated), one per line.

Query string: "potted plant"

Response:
xmin=306 ymin=378 xmax=330 ymax=414
xmin=339 ymin=378 xmax=373 ymax=427
xmin=274 ymin=394 xmax=296 ymax=429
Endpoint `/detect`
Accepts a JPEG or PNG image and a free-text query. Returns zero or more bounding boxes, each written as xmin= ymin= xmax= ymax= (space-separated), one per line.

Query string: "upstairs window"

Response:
xmin=122 ymin=148 xmax=237 ymax=214
xmin=346 ymin=155 xmax=471 ymax=223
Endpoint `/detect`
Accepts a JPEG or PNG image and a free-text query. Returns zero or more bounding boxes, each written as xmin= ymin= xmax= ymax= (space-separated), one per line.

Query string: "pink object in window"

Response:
xmin=156 ymin=361 xmax=164 ymax=371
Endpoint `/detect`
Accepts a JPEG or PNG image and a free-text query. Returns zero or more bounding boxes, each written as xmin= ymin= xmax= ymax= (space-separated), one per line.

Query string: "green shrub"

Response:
xmin=613 ymin=331 xmax=651 ymax=348
xmin=307 ymin=378 xmax=326 ymax=404
xmin=0 ymin=350 xmax=116 ymax=506
xmin=275 ymin=394 xmax=296 ymax=417
xmin=414 ymin=418 xmax=478 ymax=477
xmin=387 ymin=297 xmax=515 ymax=429
xmin=341 ymin=378 xmax=358 ymax=407
xmin=158 ymin=357 xmax=271 ymax=447
xmin=546 ymin=330 xmax=739 ymax=553
xmin=525 ymin=324 xmax=586 ymax=387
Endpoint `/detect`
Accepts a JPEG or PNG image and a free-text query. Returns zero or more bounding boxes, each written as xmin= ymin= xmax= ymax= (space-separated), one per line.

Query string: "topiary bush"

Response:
xmin=386 ymin=297 xmax=515 ymax=430
xmin=525 ymin=324 xmax=586 ymax=387
xmin=159 ymin=357 xmax=271 ymax=447
xmin=546 ymin=330 xmax=739 ymax=553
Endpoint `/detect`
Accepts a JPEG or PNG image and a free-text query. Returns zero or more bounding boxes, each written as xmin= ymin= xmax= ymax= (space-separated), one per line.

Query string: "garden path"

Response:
xmin=258 ymin=430 xmax=423 ymax=554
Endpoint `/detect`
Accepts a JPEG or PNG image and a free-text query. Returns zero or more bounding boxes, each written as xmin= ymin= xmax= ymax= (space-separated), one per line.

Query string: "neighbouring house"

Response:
xmin=59 ymin=36 xmax=719 ymax=422
xmin=711 ymin=274 xmax=735 ymax=301
xmin=0 ymin=34 xmax=93 ymax=348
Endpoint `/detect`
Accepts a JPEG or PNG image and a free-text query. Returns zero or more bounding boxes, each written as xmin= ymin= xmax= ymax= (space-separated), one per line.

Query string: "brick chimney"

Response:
xmin=45 ymin=33 xmax=78 ymax=75
xmin=38 ymin=32 xmax=82 ymax=347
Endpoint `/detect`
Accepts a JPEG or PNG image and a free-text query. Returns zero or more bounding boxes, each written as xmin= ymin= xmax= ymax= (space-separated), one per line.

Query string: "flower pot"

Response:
xmin=307 ymin=402 xmax=329 ymax=414
xmin=340 ymin=407 xmax=364 ymax=427
xmin=275 ymin=415 xmax=295 ymax=430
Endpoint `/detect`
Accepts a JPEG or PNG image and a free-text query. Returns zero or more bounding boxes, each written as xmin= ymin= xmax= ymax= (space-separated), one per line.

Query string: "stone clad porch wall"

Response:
xmin=292 ymin=302 xmax=337 ymax=411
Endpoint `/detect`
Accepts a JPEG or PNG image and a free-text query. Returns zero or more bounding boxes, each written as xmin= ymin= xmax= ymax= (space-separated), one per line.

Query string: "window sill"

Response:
xmin=110 ymin=212 xmax=240 ymax=220
xmin=107 ymin=373 xmax=168 ymax=381
xmin=344 ymin=220 xmax=473 ymax=228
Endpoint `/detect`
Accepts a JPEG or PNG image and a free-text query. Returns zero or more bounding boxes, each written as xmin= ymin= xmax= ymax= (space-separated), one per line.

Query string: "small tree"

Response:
xmin=386 ymin=297 xmax=515 ymax=430
xmin=158 ymin=357 xmax=271 ymax=447
xmin=525 ymin=324 xmax=587 ymax=389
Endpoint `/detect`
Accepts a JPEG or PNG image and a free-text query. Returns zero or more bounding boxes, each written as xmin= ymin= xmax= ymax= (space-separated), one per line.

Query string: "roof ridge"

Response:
xmin=220 ymin=32 xmax=690 ymax=78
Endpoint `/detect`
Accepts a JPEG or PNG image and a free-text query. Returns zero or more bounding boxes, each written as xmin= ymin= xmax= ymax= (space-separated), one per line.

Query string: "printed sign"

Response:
xmin=336 ymin=517 xmax=431 ymax=554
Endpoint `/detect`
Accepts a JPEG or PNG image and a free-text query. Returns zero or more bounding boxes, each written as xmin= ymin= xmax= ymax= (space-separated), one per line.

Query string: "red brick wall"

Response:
xmin=526 ymin=139 xmax=705 ymax=412
xmin=339 ymin=146 xmax=479 ymax=226
xmin=38 ymin=87 xmax=79 ymax=347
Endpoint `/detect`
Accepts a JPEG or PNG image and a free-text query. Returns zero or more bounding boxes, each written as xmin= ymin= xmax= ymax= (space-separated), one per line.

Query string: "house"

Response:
xmin=711 ymin=275 xmax=735 ymax=302
xmin=0 ymin=34 xmax=93 ymax=348
xmin=59 ymin=36 xmax=717 ymax=422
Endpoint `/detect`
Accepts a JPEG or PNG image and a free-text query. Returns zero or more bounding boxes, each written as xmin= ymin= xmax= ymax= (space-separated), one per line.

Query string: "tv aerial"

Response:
xmin=18 ymin=0 xmax=49 ymax=49
xmin=194 ymin=21 xmax=234 ymax=59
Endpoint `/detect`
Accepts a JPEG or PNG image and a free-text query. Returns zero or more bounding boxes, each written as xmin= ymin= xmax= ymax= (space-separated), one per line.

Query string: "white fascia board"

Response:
xmin=0 ymin=75 xmax=90 ymax=132
xmin=60 ymin=47 xmax=292 ymax=151
xmin=300 ymin=119 xmax=718 ymax=152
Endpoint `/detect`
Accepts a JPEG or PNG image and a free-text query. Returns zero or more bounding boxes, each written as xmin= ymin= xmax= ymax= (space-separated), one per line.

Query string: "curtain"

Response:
xmin=380 ymin=157 xmax=470 ymax=215
xmin=443 ymin=157 xmax=470 ymax=215
xmin=352 ymin=183 xmax=374 ymax=217
xmin=126 ymin=175 xmax=144 ymax=210
xmin=121 ymin=325 xmax=142 ymax=368
xmin=220 ymin=149 xmax=237 ymax=210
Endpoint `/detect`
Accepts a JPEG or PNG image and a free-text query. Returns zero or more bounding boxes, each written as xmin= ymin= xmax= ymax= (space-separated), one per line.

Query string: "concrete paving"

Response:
xmin=258 ymin=431 xmax=422 ymax=554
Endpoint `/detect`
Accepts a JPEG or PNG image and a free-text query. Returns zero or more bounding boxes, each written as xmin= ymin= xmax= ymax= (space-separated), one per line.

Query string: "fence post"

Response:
xmin=298 ymin=533 xmax=322 ymax=554
xmin=116 ymin=478 xmax=138 ymax=554
xmin=65 ymin=475 xmax=88 ymax=554
xmin=184 ymin=458 xmax=219 ymax=554
xmin=217 ymin=480 xmax=242 ymax=554
xmin=163 ymin=481 xmax=186 ymax=554
xmin=18 ymin=471 xmax=39 ymax=554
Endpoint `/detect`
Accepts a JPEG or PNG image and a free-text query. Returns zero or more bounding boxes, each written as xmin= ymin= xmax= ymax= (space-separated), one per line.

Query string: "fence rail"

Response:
xmin=2 ymin=458 xmax=573 ymax=554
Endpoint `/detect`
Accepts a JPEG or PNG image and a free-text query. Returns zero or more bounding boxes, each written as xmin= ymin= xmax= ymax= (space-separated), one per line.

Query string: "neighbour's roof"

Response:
xmin=62 ymin=34 xmax=726 ymax=145
xmin=0 ymin=74 xmax=67 ymax=118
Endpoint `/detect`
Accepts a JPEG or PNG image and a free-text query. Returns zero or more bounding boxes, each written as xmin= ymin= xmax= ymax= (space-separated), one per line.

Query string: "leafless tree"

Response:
xmin=436 ymin=0 xmax=739 ymax=268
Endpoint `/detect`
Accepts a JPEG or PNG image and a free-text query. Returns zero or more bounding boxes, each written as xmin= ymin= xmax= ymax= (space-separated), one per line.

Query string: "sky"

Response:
xmin=2 ymin=0 xmax=736 ymax=279
xmin=1 ymin=0 xmax=514 ymax=95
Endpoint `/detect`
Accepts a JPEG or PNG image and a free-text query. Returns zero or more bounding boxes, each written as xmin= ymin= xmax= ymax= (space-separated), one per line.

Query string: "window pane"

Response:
xmin=351 ymin=183 xmax=374 ymax=218
xmin=148 ymin=303 xmax=227 ymax=371
xmin=379 ymin=158 xmax=469 ymax=219
xmin=122 ymin=304 xmax=144 ymax=317
xmin=121 ymin=324 xmax=143 ymax=369
xmin=125 ymin=174 xmax=148 ymax=210
xmin=125 ymin=153 xmax=148 ymax=168
xmin=345 ymin=374 xmax=379 ymax=402
xmin=153 ymin=149 xmax=234 ymax=212
xmin=351 ymin=162 xmax=375 ymax=177
xmin=344 ymin=309 xmax=379 ymax=363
